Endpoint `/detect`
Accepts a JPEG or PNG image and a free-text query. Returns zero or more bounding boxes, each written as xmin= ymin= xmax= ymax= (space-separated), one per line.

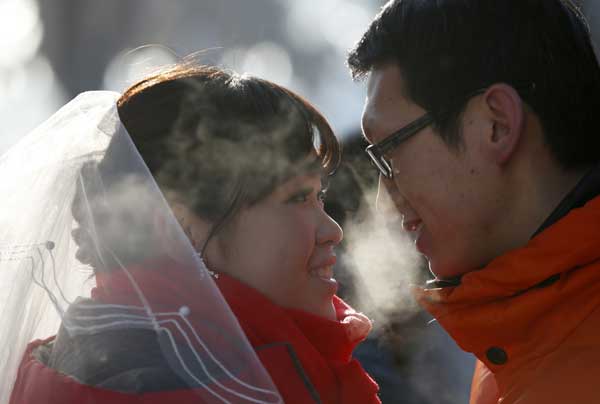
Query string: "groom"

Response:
xmin=349 ymin=0 xmax=600 ymax=403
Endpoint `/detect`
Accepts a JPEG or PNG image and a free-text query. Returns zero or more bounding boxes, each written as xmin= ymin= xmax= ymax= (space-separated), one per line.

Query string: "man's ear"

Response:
xmin=482 ymin=83 xmax=525 ymax=165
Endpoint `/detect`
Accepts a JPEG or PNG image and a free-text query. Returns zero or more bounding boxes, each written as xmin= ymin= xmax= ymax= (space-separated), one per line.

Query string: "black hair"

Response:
xmin=117 ymin=64 xmax=339 ymax=221
xmin=73 ymin=63 xmax=340 ymax=270
xmin=348 ymin=0 xmax=600 ymax=168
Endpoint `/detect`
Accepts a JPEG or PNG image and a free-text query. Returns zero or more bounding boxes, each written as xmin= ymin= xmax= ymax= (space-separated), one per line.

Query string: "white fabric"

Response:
xmin=0 ymin=91 xmax=282 ymax=403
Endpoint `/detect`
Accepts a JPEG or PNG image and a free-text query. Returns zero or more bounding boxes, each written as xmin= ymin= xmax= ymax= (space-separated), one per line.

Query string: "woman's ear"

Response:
xmin=481 ymin=83 xmax=525 ymax=165
xmin=168 ymin=201 xmax=211 ymax=252
xmin=160 ymin=194 xmax=227 ymax=271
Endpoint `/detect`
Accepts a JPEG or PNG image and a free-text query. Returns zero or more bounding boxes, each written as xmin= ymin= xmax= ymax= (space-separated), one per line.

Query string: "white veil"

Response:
xmin=0 ymin=91 xmax=282 ymax=403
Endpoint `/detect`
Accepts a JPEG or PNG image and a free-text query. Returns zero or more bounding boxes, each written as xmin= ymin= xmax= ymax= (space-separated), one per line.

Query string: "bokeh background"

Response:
xmin=1 ymin=0 xmax=597 ymax=153
xmin=0 ymin=0 xmax=597 ymax=402
xmin=0 ymin=0 xmax=388 ymax=155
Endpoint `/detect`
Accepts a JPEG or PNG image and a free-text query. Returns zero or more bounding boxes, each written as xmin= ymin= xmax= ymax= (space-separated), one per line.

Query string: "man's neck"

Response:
xmin=503 ymin=138 xmax=591 ymax=252
xmin=533 ymin=162 xmax=600 ymax=237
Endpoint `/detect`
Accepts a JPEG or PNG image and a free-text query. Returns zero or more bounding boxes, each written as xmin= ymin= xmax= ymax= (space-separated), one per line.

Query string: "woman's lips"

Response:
xmin=310 ymin=265 xmax=338 ymax=295
xmin=310 ymin=265 xmax=334 ymax=280
xmin=309 ymin=256 xmax=338 ymax=285
xmin=310 ymin=255 xmax=337 ymax=270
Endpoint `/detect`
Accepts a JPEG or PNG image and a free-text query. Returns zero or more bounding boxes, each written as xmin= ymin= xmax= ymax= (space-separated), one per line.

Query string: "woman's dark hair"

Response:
xmin=348 ymin=0 xmax=600 ymax=169
xmin=117 ymin=63 xmax=339 ymax=221
xmin=74 ymin=63 xmax=340 ymax=269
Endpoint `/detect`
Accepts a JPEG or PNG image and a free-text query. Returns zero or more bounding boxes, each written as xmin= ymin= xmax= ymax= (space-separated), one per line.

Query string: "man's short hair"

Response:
xmin=348 ymin=0 xmax=600 ymax=169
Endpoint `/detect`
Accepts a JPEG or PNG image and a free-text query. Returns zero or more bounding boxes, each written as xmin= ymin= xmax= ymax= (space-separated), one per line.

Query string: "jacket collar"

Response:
xmin=285 ymin=298 xmax=371 ymax=362
xmin=415 ymin=194 xmax=600 ymax=379
xmin=425 ymin=161 xmax=600 ymax=289
xmin=533 ymin=161 xmax=600 ymax=237
xmin=92 ymin=258 xmax=372 ymax=365
xmin=216 ymin=273 xmax=371 ymax=363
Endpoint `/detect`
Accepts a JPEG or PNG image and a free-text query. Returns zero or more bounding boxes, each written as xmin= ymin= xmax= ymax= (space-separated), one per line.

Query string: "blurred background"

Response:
xmin=1 ymin=0 xmax=597 ymax=153
xmin=0 ymin=0 xmax=387 ymax=155
xmin=0 ymin=0 xmax=597 ymax=402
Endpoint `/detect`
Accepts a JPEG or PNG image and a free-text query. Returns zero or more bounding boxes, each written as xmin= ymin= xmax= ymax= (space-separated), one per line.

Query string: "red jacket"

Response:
xmin=10 ymin=265 xmax=379 ymax=404
xmin=216 ymin=274 xmax=380 ymax=404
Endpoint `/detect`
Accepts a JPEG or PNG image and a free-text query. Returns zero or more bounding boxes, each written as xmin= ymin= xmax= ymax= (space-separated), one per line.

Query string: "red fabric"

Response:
xmin=10 ymin=263 xmax=380 ymax=404
xmin=217 ymin=273 xmax=380 ymax=404
xmin=9 ymin=336 xmax=227 ymax=404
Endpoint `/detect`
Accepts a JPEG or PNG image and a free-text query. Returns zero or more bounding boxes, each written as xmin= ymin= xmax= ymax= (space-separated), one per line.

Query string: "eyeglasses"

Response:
xmin=365 ymin=113 xmax=434 ymax=179
xmin=364 ymin=85 xmax=513 ymax=179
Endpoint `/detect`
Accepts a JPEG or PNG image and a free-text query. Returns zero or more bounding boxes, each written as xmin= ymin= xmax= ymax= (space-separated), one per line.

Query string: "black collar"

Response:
xmin=532 ymin=161 xmax=600 ymax=237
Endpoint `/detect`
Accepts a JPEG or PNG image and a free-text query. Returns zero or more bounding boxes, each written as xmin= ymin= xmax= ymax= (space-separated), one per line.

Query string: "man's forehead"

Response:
xmin=366 ymin=65 xmax=401 ymax=104
xmin=362 ymin=70 xmax=387 ymax=143
xmin=362 ymin=64 xmax=411 ymax=143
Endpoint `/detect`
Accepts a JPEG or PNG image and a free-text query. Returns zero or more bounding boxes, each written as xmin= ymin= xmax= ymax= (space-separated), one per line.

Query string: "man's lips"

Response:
xmin=404 ymin=219 xmax=428 ymax=255
xmin=402 ymin=219 xmax=422 ymax=232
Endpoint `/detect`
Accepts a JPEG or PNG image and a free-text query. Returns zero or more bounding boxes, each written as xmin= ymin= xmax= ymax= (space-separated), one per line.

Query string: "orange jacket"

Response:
xmin=416 ymin=195 xmax=600 ymax=404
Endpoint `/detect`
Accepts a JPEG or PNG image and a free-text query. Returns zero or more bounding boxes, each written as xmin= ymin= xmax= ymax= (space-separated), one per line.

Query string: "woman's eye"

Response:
xmin=287 ymin=191 xmax=310 ymax=204
xmin=285 ymin=186 xmax=327 ymax=205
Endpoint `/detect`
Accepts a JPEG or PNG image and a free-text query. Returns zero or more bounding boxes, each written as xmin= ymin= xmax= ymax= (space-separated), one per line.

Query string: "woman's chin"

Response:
xmin=297 ymin=295 xmax=337 ymax=321
xmin=309 ymin=266 xmax=339 ymax=295
xmin=312 ymin=300 xmax=336 ymax=321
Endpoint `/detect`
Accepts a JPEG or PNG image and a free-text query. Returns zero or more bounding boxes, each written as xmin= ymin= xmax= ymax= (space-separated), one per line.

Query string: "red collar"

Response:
xmin=92 ymin=260 xmax=372 ymax=364
xmin=215 ymin=273 xmax=371 ymax=363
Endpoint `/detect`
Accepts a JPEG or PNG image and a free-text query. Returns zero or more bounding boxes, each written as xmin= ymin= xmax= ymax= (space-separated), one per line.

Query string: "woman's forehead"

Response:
xmin=282 ymin=171 xmax=323 ymax=188
xmin=272 ymin=160 xmax=325 ymax=193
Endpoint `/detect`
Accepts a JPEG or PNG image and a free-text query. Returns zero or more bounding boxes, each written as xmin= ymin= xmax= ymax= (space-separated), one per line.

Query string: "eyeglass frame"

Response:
xmin=365 ymin=113 xmax=435 ymax=179
xmin=364 ymin=86 xmax=510 ymax=179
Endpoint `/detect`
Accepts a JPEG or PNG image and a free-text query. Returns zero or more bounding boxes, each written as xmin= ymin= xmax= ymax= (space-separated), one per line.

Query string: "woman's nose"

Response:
xmin=316 ymin=211 xmax=344 ymax=246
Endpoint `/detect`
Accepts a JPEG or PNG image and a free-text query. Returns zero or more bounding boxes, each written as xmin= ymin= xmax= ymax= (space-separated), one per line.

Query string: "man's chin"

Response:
xmin=427 ymin=260 xmax=470 ymax=283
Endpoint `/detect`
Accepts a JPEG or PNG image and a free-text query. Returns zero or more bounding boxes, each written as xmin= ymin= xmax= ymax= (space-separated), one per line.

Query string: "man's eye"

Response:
xmin=317 ymin=189 xmax=327 ymax=202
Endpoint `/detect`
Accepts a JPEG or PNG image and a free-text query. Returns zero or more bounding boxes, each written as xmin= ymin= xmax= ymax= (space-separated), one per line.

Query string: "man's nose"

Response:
xmin=376 ymin=175 xmax=402 ymax=215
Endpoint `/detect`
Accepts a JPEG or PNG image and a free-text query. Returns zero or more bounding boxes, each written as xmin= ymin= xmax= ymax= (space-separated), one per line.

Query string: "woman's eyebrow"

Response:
xmin=278 ymin=174 xmax=323 ymax=196
xmin=281 ymin=179 xmax=314 ymax=194
xmin=295 ymin=158 xmax=323 ymax=174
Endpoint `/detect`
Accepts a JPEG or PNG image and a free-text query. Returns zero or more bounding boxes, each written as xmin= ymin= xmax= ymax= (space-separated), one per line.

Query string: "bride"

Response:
xmin=2 ymin=62 xmax=380 ymax=404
